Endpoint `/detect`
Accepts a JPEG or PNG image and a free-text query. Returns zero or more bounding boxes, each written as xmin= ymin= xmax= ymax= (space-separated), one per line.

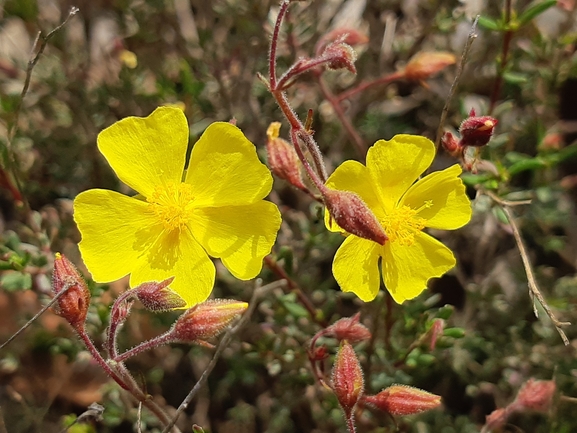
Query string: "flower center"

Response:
xmin=147 ymin=182 xmax=195 ymax=231
xmin=381 ymin=202 xmax=431 ymax=246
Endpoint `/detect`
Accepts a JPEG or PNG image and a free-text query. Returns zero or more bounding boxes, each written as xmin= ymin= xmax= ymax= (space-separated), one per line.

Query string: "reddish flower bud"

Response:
xmin=484 ymin=407 xmax=508 ymax=431
xmin=363 ymin=385 xmax=441 ymax=416
xmin=515 ymin=379 xmax=556 ymax=413
xmin=404 ymin=52 xmax=456 ymax=81
xmin=429 ymin=319 xmax=445 ymax=351
xmin=310 ymin=344 xmax=329 ymax=362
xmin=52 ymin=253 xmax=91 ymax=331
xmin=266 ymin=122 xmax=307 ymax=191
xmin=134 ymin=277 xmax=186 ymax=312
xmin=441 ymin=131 xmax=461 ymax=157
xmin=110 ymin=299 xmax=134 ymax=326
xmin=332 ymin=341 xmax=364 ymax=418
xmin=322 ymin=187 xmax=388 ymax=245
xmin=322 ymin=39 xmax=357 ymax=74
xmin=170 ymin=299 xmax=248 ymax=345
xmin=326 ymin=313 xmax=371 ymax=344
xmin=459 ymin=109 xmax=498 ymax=148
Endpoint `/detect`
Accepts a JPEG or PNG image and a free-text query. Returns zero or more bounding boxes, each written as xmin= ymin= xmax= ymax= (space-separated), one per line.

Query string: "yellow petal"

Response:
xmin=324 ymin=159 xmax=382 ymax=232
xmin=332 ymin=236 xmax=382 ymax=302
xmin=74 ymin=189 xmax=158 ymax=282
xmin=367 ymin=135 xmax=435 ymax=211
xmin=382 ymin=232 xmax=456 ymax=304
xmin=97 ymin=106 xmax=188 ymax=197
xmin=130 ymin=229 xmax=215 ymax=307
xmin=190 ymin=201 xmax=281 ymax=279
xmin=401 ymin=164 xmax=472 ymax=230
xmin=185 ymin=122 xmax=273 ymax=207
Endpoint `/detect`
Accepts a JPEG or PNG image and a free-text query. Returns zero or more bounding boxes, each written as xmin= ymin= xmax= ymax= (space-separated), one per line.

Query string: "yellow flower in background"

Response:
xmin=325 ymin=134 xmax=472 ymax=303
xmin=74 ymin=106 xmax=281 ymax=307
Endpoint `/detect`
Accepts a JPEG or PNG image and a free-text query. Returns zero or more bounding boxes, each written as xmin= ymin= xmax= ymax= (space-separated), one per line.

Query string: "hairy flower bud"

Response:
xmin=52 ymin=253 xmax=91 ymax=331
xmin=323 ymin=187 xmax=388 ymax=245
xmin=134 ymin=277 xmax=186 ymax=312
xmin=363 ymin=385 xmax=441 ymax=416
xmin=315 ymin=28 xmax=368 ymax=56
xmin=404 ymin=52 xmax=456 ymax=81
xmin=326 ymin=313 xmax=371 ymax=343
xmin=322 ymin=39 xmax=357 ymax=74
xmin=515 ymin=379 xmax=556 ymax=413
xmin=266 ymin=122 xmax=307 ymax=191
xmin=170 ymin=299 xmax=248 ymax=345
xmin=459 ymin=109 xmax=498 ymax=148
xmin=429 ymin=319 xmax=445 ymax=351
xmin=332 ymin=341 xmax=364 ymax=418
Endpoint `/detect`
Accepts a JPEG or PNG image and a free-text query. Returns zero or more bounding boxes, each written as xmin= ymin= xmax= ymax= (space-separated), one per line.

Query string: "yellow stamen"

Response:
xmin=381 ymin=204 xmax=429 ymax=246
xmin=147 ymin=182 xmax=195 ymax=231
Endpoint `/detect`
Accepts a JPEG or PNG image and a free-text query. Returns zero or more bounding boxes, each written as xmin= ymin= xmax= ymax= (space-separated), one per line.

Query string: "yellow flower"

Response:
xmin=325 ymin=134 xmax=471 ymax=303
xmin=74 ymin=107 xmax=282 ymax=307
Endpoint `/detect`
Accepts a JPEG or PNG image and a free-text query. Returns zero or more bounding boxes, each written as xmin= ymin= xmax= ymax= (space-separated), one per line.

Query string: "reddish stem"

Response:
xmin=269 ymin=0 xmax=291 ymax=89
xmin=114 ymin=331 xmax=174 ymax=363
xmin=488 ymin=0 xmax=513 ymax=115
xmin=336 ymin=71 xmax=405 ymax=102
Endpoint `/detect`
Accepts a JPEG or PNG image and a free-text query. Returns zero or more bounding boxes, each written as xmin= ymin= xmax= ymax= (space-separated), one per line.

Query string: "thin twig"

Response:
xmin=434 ymin=15 xmax=479 ymax=150
xmin=162 ymin=280 xmax=287 ymax=433
xmin=0 ymin=285 xmax=71 ymax=351
xmin=485 ymin=190 xmax=570 ymax=345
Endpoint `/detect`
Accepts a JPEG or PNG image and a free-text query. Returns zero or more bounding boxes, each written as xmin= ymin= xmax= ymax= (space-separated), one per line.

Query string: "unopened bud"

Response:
xmin=429 ymin=319 xmax=445 ymax=351
xmin=363 ymin=385 xmax=441 ymax=416
xmin=515 ymin=379 xmax=556 ymax=413
xmin=459 ymin=109 xmax=498 ymax=148
xmin=311 ymin=345 xmax=329 ymax=362
xmin=326 ymin=313 xmax=371 ymax=343
xmin=322 ymin=39 xmax=357 ymax=74
xmin=332 ymin=341 xmax=364 ymax=418
xmin=134 ymin=277 xmax=186 ymax=312
xmin=404 ymin=52 xmax=456 ymax=81
xmin=266 ymin=123 xmax=307 ymax=191
xmin=170 ymin=299 xmax=248 ymax=344
xmin=322 ymin=187 xmax=388 ymax=245
xmin=484 ymin=407 xmax=508 ymax=431
xmin=52 ymin=253 xmax=91 ymax=331
xmin=441 ymin=131 xmax=461 ymax=157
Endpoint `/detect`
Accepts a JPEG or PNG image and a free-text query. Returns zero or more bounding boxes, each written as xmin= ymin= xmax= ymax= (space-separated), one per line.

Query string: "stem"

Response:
xmin=317 ymin=75 xmax=366 ymax=157
xmin=269 ymin=0 xmax=291 ymax=89
xmin=114 ymin=331 xmax=174 ymax=363
xmin=336 ymin=71 xmax=404 ymax=102
xmin=264 ymin=255 xmax=327 ymax=327
xmin=484 ymin=191 xmax=570 ymax=345
xmin=434 ymin=16 xmax=479 ymax=151
xmin=106 ymin=289 xmax=137 ymax=358
xmin=345 ymin=414 xmax=357 ymax=433
xmin=488 ymin=0 xmax=513 ymax=115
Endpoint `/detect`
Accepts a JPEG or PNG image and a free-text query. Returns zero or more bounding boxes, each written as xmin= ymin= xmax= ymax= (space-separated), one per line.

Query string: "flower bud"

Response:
xmin=322 ymin=39 xmax=357 ymax=74
xmin=322 ymin=187 xmax=388 ymax=245
xmin=310 ymin=344 xmax=329 ymax=362
xmin=484 ymin=407 xmax=508 ymax=431
xmin=170 ymin=299 xmax=248 ymax=345
xmin=134 ymin=277 xmax=186 ymax=312
xmin=441 ymin=131 xmax=462 ymax=157
xmin=515 ymin=379 xmax=556 ymax=413
xmin=363 ymin=385 xmax=441 ymax=416
xmin=326 ymin=313 xmax=371 ymax=344
xmin=266 ymin=122 xmax=307 ymax=191
xmin=459 ymin=109 xmax=498 ymax=148
xmin=429 ymin=319 xmax=445 ymax=351
xmin=52 ymin=253 xmax=91 ymax=331
xmin=404 ymin=52 xmax=456 ymax=81
xmin=332 ymin=341 xmax=364 ymax=418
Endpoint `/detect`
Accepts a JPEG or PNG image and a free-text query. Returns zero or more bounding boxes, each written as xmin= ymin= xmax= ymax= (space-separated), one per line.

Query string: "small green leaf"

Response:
xmin=443 ymin=328 xmax=466 ymax=338
xmin=503 ymin=71 xmax=529 ymax=84
xmin=508 ymin=158 xmax=547 ymax=175
xmin=518 ymin=0 xmax=557 ymax=26
xmin=436 ymin=305 xmax=454 ymax=320
xmin=279 ymin=294 xmax=309 ymax=318
xmin=478 ymin=15 xmax=502 ymax=31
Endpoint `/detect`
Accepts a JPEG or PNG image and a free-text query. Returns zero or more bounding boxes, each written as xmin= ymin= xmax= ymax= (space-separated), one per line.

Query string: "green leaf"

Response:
xmin=279 ymin=294 xmax=309 ymax=318
xmin=477 ymin=15 xmax=501 ymax=31
xmin=508 ymin=157 xmax=547 ymax=175
xmin=0 ymin=271 xmax=32 ymax=291
xmin=503 ymin=71 xmax=529 ymax=84
xmin=518 ymin=0 xmax=557 ymax=26
xmin=443 ymin=328 xmax=466 ymax=338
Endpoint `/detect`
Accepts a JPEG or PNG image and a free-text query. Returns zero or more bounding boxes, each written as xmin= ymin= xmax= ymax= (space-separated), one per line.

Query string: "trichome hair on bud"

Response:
xmin=332 ymin=340 xmax=364 ymax=418
xmin=134 ymin=277 xmax=186 ymax=312
xmin=325 ymin=313 xmax=371 ymax=344
xmin=52 ymin=253 xmax=91 ymax=331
